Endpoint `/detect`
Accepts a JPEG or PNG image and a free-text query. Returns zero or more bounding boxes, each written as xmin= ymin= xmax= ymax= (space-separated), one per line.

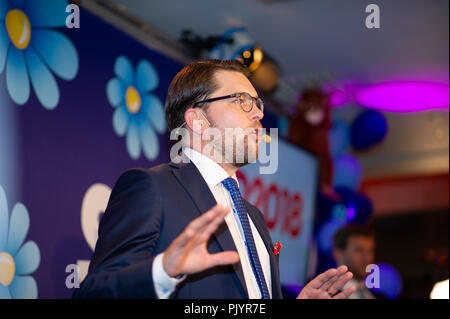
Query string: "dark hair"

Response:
xmin=333 ymin=223 xmax=375 ymax=250
xmin=164 ymin=59 xmax=250 ymax=132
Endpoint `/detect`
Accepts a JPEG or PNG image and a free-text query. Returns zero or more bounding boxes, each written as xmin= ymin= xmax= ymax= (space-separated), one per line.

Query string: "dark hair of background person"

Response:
xmin=333 ymin=223 xmax=375 ymax=251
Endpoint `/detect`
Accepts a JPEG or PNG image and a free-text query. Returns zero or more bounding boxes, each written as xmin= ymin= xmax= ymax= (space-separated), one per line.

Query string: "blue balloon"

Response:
xmin=332 ymin=154 xmax=363 ymax=191
xmin=350 ymin=110 xmax=388 ymax=150
xmin=367 ymin=263 xmax=403 ymax=299
xmin=335 ymin=187 xmax=373 ymax=224
xmin=328 ymin=120 xmax=350 ymax=157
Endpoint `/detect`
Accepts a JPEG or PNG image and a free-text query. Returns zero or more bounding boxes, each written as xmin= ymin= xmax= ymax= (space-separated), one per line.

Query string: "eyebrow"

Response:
xmin=220 ymin=91 xmax=260 ymax=99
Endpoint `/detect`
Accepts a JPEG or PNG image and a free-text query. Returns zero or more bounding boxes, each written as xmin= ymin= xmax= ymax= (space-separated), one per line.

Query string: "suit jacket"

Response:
xmin=73 ymin=161 xmax=282 ymax=299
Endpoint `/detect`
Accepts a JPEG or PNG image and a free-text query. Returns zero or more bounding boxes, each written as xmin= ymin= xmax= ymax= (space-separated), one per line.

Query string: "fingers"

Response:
xmin=206 ymin=251 xmax=240 ymax=268
xmin=200 ymin=206 xmax=231 ymax=239
xmin=299 ymin=265 xmax=356 ymax=299
xmin=333 ymin=285 xmax=356 ymax=299
xmin=189 ymin=204 xmax=229 ymax=232
xmin=320 ymin=274 xmax=339 ymax=292
xmin=336 ymin=265 xmax=349 ymax=276
xmin=308 ymin=268 xmax=338 ymax=289
xmin=316 ymin=265 xmax=349 ymax=290
xmin=163 ymin=205 xmax=231 ymax=277
xmin=175 ymin=205 xmax=229 ymax=247
xmin=326 ymin=270 xmax=353 ymax=296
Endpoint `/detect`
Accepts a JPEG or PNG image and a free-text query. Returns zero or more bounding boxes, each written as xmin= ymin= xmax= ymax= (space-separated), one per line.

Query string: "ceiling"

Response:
xmin=109 ymin=0 xmax=449 ymax=88
xmin=102 ymin=0 xmax=449 ymax=179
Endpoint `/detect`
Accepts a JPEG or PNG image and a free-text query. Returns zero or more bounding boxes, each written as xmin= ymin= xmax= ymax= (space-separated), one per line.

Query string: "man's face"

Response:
xmin=202 ymin=70 xmax=264 ymax=166
xmin=336 ymin=236 xmax=375 ymax=280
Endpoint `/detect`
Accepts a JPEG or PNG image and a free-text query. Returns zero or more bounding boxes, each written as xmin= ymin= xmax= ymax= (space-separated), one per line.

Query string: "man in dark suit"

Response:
xmin=73 ymin=60 xmax=356 ymax=299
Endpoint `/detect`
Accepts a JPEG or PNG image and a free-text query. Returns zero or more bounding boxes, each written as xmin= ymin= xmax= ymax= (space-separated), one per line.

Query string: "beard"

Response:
xmin=206 ymin=126 xmax=259 ymax=168
xmin=231 ymin=134 xmax=259 ymax=168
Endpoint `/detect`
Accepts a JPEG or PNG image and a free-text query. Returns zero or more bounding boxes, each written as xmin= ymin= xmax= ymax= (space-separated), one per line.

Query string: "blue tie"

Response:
xmin=222 ymin=177 xmax=271 ymax=299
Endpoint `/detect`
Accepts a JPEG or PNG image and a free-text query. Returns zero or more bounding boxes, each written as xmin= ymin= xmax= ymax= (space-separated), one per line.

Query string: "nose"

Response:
xmin=250 ymin=103 xmax=264 ymax=122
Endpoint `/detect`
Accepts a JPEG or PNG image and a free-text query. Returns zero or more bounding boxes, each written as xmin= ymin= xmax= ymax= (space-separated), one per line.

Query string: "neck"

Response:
xmin=189 ymin=139 xmax=238 ymax=177
xmin=217 ymin=162 xmax=238 ymax=177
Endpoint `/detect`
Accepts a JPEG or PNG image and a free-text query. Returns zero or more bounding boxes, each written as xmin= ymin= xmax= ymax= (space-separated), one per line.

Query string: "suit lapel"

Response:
xmin=170 ymin=161 xmax=216 ymax=216
xmin=244 ymin=200 xmax=282 ymax=299
xmin=169 ymin=161 xmax=249 ymax=297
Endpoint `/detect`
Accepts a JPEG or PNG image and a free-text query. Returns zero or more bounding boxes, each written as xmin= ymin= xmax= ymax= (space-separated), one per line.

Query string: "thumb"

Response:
xmin=206 ymin=251 xmax=240 ymax=268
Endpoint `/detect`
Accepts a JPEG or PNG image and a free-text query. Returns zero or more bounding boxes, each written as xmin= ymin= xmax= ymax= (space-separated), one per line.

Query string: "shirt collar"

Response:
xmin=182 ymin=147 xmax=239 ymax=188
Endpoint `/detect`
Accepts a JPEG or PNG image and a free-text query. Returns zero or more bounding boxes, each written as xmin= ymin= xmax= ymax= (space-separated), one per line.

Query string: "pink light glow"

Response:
xmin=353 ymin=81 xmax=449 ymax=112
xmin=329 ymin=89 xmax=350 ymax=107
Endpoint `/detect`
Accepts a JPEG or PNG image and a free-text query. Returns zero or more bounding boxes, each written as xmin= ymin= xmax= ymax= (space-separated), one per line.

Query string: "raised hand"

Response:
xmin=162 ymin=204 xmax=240 ymax=278
xmin=297 ymin=265 xmax=356 ymax=299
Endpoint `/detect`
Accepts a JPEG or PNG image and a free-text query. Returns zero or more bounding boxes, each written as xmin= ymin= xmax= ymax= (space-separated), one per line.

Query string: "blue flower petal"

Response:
xmin=136 ymin=60 xmax=159 ymax=93
xmin=9 ymin=0 xmax=25 ymax=10
xmin=31 ymin=29 xmax=78 ymax=81
xmin=126 ymin=121 xmax=141 ymax=159
xmin=0 ymin=284 xmax=11 ymax=299
xmin=140 ymin=122 xmax=159 ymax=160
xmin=112 ymin=105 xmax=129 ymax=136
xmin=24 ymin=0 xmax=68 ymax=28
xmin=0 ymin=185 xmax=9 ymax=251
xmin=7 ymin=202 xmax=29 ymax=256
xmin=14 ymin=241 xmax=40 ymax=275
xmin=0 ymin=0 xmax=10 ymax=21
xmin=9 ymin=275 xmax=38 ymax=299
xmin=24 ymin=47 xmax=59 ymax=110
xmin=0 ymin=23 xmax=9 ymax=73
xmin=6 ymin=46 xmax=30 ymax=105
xmin=106 ymin=78 xmax=125 ymax=107
xmin=114 ymin=56 xmax=134 ymax=87
xmin=143 ymin=94 xmax=166 ymax=134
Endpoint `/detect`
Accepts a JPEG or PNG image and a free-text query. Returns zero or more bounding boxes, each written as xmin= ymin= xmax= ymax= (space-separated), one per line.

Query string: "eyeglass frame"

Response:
xmin=191 ymin=92 xmax=264 ymax=113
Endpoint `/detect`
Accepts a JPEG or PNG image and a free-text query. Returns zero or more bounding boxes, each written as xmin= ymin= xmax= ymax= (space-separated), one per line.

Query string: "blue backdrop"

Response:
xmin=0 ymin=3 xmax=182 ymax=298
xmin=0 ymin=1 xmax=319 ymax=299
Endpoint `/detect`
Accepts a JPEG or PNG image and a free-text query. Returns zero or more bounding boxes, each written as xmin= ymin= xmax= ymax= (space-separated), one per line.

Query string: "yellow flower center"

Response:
xmin=0 ymin=252 xmax=15 ymax=286
xmin=5 ymin=9 xmax=32 ymax=50
xmin=125 ymin=86 xmax=141 ymax=114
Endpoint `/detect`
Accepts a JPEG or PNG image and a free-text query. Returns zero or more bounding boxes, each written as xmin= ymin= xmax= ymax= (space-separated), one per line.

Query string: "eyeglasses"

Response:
xmin=192 ymin=92 xmax=264 ymax=113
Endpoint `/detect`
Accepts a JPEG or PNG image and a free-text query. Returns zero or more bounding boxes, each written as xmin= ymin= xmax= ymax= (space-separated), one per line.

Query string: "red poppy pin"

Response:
xmin=273 ymin=242 xmax=282 ymax=255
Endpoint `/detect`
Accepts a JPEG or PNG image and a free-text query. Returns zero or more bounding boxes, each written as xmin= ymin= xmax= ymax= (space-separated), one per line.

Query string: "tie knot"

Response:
xmin=222 ymin=177 xmax=239 ymax=192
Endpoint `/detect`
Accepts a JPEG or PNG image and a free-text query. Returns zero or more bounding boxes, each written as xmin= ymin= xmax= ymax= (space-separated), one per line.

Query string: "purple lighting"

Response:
xmin=329 ymin=89 xmax=350 ymax=107
xmin=353 ymin=81 xmax=449 ymax=112
xmin=346 ymin=206 xmax=356 ymax=221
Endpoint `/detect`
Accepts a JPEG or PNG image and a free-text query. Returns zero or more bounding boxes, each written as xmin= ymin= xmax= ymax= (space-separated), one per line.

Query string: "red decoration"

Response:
xmin=273 ymin=242 xmax=282 ymax=255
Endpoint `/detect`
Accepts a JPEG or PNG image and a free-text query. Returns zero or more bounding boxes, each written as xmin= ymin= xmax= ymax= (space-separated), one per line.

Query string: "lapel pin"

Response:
xmin=273 ymin=242 xmax=282 ymax=255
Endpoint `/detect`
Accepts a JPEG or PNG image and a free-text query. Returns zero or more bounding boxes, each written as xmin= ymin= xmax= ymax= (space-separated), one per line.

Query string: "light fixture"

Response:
xmin=341 ymin=81 xmax=449 ymax=112
xmin=207 ymin=28 xmax=280 ymax=93
xmin=430 ymin=279 xmax=449 ymax=299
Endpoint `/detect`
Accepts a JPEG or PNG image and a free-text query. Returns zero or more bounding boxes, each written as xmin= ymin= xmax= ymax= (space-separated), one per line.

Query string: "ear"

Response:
xmin=184 ymin=108 xmax=204 ymax=134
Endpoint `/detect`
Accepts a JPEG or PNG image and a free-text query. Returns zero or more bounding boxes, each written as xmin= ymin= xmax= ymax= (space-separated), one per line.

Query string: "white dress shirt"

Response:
xmin=152 ymin=147 xmax=271 ymax=299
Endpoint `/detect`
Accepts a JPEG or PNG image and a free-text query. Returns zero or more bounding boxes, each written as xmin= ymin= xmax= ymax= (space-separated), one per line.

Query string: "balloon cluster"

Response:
xmin=309 ymin=97 xmax=401 ymax=298
xmin=315 ymin=109 xmax=388 ymax=272
xmin=328 ymin=109 xmax=388 ymax=191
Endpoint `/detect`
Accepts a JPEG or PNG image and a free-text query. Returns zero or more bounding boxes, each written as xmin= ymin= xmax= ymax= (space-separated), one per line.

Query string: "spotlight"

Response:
xmin=206 ymin=28 xmax=280 ymax=93
xmin=237 ymin=45 xmax=264 ymax=72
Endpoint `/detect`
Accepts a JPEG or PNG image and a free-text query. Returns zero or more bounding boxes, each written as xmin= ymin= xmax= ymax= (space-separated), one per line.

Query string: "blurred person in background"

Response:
xmin=333 ymin=223 xmax=386 ymax=299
